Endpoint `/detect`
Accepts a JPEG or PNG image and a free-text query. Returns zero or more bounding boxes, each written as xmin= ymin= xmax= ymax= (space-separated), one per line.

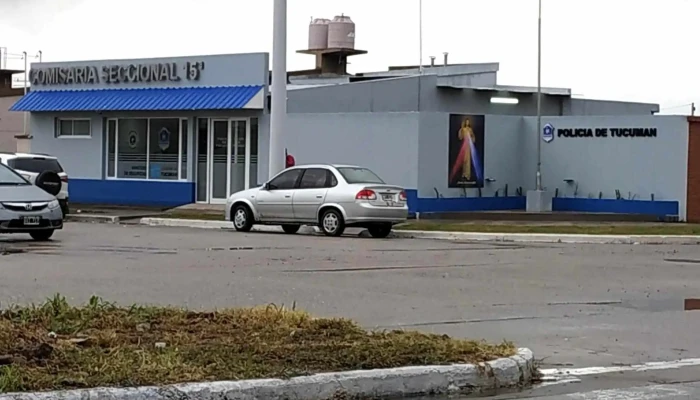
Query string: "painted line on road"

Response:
xmin=538 ymin=358 xmax=700 ymax=389
xmin=541 ymin=357 xmax=700 ymax=378
xmin=539 ymin=383 xmax=697 ymax=399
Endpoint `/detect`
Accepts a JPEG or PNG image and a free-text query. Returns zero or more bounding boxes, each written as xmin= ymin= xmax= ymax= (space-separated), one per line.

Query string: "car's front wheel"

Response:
xmin=30 ymin=230 xmax=54 ymax=241
xmin=367 ymin=223 xmax=392 ymax=238
xmin=320 ymin=208 xmax=345 ymax=237
xmin=232 ymin=204 xmax=254 ymax=232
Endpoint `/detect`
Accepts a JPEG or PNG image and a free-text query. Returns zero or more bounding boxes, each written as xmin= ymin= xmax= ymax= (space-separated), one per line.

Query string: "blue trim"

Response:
xmin=405 ymin=190 xmax=525 ymax=213
xmin=70 ymin=179 xmax=194 ymax=207
xmin=405 ymin=189 xmax=679 ymax=217
xmin=10 ymin=85 xmax=264 ymax=112
xmin=553 ymin=198 xmax=678 ymax=218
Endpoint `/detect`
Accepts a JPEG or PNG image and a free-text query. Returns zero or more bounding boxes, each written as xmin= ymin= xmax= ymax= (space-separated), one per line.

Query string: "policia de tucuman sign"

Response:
xmin=543 ymin=123 xmax=657 ymax=143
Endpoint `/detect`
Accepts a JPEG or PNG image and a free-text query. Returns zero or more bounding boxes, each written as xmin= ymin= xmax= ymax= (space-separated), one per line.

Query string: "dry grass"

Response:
xmin=0 ymin=295 xmax=515 ymax=393
xmin=395 ymin=221 xmax=700 ymax=235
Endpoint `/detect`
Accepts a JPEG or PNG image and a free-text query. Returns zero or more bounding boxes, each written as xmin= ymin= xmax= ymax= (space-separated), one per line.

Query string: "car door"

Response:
xmin=292 ymin=168 xmax=332 ymax=222
xmin=255 ymin=168 xmax=303 ymax=221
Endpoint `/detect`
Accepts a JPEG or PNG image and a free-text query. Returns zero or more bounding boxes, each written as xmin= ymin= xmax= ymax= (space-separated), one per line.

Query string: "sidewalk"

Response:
xmin=137 ymin=217 xmax=700 ymax=245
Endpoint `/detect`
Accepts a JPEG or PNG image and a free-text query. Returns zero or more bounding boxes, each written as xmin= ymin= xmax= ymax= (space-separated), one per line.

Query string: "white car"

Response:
xmin=0 ymin=153 xmax=69 ymax=215
xmin=225 ymin=164 xmax=408 ymax=237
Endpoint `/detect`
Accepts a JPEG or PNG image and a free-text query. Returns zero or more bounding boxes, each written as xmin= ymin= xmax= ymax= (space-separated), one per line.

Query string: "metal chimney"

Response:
xmin=443 ymin=52 xmax=449 ymax=66
xmin=429 ymin=56 xmax=435 ymax=67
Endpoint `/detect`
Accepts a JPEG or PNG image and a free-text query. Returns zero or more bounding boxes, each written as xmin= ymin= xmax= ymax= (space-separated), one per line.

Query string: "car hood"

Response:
xmin=0 ymin=185 xmax=55 ymax=202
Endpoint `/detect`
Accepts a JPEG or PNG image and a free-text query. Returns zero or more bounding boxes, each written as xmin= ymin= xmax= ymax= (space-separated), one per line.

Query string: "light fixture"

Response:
xmin=490 ymin=97 xmax=519 ymax=105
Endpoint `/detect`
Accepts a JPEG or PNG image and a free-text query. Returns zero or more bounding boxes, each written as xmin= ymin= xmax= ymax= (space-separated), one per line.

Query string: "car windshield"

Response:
xmin=337 ymin=167 xmax=385 ymax=184
xmin=8 ymin=157 xmax=63 ymax=173
xmin=0 ymin=164 xmax=30 ymax=185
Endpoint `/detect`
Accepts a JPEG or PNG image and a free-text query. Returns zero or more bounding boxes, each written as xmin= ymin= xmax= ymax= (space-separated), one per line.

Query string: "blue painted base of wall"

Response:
xmin=552 ymin=198 xmax=678 ymax=218
xmin=70 ymin=179 xmax=195 ymax=207
xmin=406 ymin=190 xmax=679 ymax=219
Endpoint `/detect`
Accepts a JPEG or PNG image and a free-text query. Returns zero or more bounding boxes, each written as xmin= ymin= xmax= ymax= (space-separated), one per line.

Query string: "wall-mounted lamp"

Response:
xmin=563 ymin=179 xmax=575 ymax=184
xmin=490 ymin=97 xmax=519 ymax=105
xmin=485 ymin=178 xmax=497 ymax=183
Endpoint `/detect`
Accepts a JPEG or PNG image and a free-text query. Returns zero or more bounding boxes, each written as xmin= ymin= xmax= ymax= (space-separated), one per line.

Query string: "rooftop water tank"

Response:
xmin=328 ymin=14 xmax=355 ymax=49
xmin=308 ymin=18 xmax=330 ymax=50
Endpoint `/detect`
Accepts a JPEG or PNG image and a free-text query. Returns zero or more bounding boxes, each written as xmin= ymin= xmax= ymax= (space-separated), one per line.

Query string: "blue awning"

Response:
xmin=9 ymin=85 xmax=264 ymax=112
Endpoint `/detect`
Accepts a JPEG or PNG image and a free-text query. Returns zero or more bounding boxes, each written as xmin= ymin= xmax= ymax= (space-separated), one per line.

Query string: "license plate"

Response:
xmin=23 ymin=216 xmax=40 ymax=226
xmin=382 ymin=194 xmax=394 ymax=201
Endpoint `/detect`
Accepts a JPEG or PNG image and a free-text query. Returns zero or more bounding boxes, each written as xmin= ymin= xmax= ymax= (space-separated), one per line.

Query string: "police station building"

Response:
xmin=9 ymin=52 xmax=700 ymax=221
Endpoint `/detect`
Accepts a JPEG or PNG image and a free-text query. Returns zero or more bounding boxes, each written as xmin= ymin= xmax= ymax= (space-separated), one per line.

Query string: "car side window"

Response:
xmin=299 ymin=168 xmax=329 ymax=189
xmin=268 ymin=169 xmax=302 ymax=190
xmin=327 ymin=170 xmax=338 ymax=187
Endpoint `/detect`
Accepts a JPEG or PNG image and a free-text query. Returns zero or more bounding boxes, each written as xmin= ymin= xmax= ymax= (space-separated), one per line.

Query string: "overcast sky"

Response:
xmin=1 ymin=0 xmax=697 ymax=114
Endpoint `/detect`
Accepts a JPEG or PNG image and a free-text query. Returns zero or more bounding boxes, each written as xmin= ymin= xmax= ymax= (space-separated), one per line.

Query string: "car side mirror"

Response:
xmin=262 ymin=182 xmax=270 ymax=190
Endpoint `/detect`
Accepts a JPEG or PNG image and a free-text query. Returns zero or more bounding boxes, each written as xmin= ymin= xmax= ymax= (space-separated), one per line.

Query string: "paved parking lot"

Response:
xmin=2 ymin=222 xmax=700 ymax=397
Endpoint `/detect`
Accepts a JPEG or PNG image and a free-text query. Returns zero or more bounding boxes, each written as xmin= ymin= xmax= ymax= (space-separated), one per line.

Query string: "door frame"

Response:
xmin=200 ymin=117 xmax=251 ymax=204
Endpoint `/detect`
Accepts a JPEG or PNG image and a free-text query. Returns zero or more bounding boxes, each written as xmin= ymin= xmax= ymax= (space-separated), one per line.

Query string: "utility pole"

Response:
xmin=22 ymin=51 xmax=28 ymax=136
xmin=535 ymin=0 xmax=542 ymax=191
xmin=269 ymin=0 xmax=287 ymax=178
xmin=418 ymin=0 xmax=423 ymax=74
xmin=526 ymin=0 xmax=552 ymax=213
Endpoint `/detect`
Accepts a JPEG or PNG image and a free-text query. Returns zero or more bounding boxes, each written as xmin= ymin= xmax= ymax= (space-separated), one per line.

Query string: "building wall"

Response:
xmin=564 ymin=98 xmax=659 ymax=115
xmin=521 ymin=115 xmax=689 ymax=219
xmin=287 ymin=75 xmax=658 ymax=116
xmin=281 ymin=112 xmax=420 ymax=189
xmin=686 ymin=117 xmax=700 ymax=222
xmin=0 ymin=96 xmax=24 ymax=151
xmin=417 ymin=113 xmax=526 ymax=198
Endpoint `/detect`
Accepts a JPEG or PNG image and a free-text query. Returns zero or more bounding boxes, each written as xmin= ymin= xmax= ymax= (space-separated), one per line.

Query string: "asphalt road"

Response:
xmin=2 ymin=222 xmax=700 ymax=398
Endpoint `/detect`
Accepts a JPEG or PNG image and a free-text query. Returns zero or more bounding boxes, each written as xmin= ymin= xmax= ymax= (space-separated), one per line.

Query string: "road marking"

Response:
xmin=541 ymin=358 xmax=700 ymax=379
xmin=555 ymin=383 xmax=695 ymax=399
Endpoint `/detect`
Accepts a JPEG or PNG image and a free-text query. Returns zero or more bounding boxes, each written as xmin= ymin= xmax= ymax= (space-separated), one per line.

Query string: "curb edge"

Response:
xmin=0 ymin=348 xmax=535 ymax=400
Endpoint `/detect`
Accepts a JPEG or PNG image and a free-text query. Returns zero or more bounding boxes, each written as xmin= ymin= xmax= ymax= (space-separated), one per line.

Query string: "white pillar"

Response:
xmin=268 ymin=0 xmax=287 ymax=179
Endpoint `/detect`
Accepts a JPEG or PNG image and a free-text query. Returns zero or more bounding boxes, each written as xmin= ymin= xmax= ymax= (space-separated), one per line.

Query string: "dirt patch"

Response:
xmin=0 ymin=295 xmax=515 ymax=393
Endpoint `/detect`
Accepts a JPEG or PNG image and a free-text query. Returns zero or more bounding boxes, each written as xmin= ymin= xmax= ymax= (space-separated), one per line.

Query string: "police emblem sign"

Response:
xmin=158 ymin=128 xmax=171 ymax=151
xmin=542 ymin=123 xmax=555 ymax=143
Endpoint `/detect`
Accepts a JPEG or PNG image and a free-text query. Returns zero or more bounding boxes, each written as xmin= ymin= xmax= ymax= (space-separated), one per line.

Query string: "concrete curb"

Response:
xmin=390 ymin=230 xmax=700 ymax=245
xmin=66 ymin=214 xmax=122 ymax=223
xmin=0 ymin=348 xmax=535 ymax=400
xmin=138 ymin=218 xmax=700 ymax=244
xmin=139 ymin=218 xmax=322 ymax=234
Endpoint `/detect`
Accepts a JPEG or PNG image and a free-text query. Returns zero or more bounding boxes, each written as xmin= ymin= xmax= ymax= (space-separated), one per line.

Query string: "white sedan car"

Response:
xmin=225 ymin=164 xmax=408 ymax=237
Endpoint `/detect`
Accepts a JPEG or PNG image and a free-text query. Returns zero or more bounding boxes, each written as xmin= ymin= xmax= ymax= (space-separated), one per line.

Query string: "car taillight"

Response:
xmin=399 ymin=190 xmax=407 ymax=201
xmin=61 ymin=176 xmax=68 ymax=183
xmin=356 ymin=189 xmax=377 ymax=200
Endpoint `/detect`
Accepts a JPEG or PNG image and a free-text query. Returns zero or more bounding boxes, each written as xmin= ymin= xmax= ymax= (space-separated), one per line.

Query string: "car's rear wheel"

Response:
xmin=320 ymin=208 xmax=345 ymax=237
xmin=30 ymin=230 xmax=54 ymax=241
xmin=232 ymin=204 xmax=254 ymax=232
xmin=367 ymin=223 xmax=392 ymax=238
xmin=281 ymin=224 xmax=301 ymax=234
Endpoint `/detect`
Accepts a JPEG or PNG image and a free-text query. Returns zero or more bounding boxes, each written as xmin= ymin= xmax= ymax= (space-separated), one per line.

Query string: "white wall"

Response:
xmin=417 ymin=113 xmax=526 ymax=198
xmin=30 ymin=113 xmax=104 ymax=179
xmin=521 ymin=115 xmax=689 ymax=219
xmin=283 ymin=112 xmax=420 ymax=189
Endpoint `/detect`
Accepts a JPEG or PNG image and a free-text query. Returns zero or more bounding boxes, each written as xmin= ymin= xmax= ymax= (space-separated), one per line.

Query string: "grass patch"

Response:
xmin=395 ymin=221 xmax=700 ymax=235
xmin=0 ymin=295 xmax=515 ymax=393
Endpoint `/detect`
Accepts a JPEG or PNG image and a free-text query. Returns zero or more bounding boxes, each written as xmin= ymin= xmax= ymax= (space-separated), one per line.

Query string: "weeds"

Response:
xmin=0 ymin=295 xmax=515 ymax=393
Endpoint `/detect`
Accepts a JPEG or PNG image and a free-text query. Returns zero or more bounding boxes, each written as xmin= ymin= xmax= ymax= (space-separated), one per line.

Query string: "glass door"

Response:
xmin=209 ymin=119 xmax=229 ymax=203
xmin=230 ymin=119 xmax=248 ymax=195
xmin=196 ymin=118 xmax=209 ymax=202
